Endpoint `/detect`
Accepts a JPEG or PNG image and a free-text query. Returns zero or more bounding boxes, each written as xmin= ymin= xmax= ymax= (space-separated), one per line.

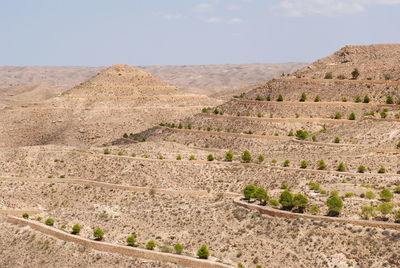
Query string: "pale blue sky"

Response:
xmin=1 ymin=0 xmax=399 ymax=66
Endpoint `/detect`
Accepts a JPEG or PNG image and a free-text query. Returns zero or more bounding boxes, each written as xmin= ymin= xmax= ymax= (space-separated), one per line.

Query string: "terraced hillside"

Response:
xmin=1 ymin=45 xmax=400 ymax=268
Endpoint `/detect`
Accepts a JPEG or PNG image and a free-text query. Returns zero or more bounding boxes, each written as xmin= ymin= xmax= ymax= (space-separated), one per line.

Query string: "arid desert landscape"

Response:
xmin=0 ymin=43 xmax=399 ymax=268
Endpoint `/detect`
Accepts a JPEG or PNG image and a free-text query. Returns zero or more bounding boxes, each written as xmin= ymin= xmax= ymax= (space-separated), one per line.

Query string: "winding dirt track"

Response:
xmin=6 ymin=216 xmax=233 ymax=268
xmin=234 ymin=198 xmax=400 ymax=231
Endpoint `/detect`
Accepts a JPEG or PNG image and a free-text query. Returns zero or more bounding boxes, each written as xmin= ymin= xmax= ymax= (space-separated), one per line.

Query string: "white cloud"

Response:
xmin=276 ymin=0 xmax=400 ymax=17
xmin=206 ymin=17 xmax=223 ymax=23
xmin=228 ymin=18 xmax=243 ymax=24
xmin=193 ymin=2 xmax=214 ymax=12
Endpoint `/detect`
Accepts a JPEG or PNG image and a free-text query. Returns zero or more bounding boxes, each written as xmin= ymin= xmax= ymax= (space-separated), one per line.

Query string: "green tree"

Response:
xmin=348 ymin=112 xmax=356 ymax=120
xmin=243 ymin=184 xmax=257 ymax=201
xmin=324 ymin=72 xmax=333 ymax=79
xmin=377 ymin=202 xmax=394 ymax=218
xmin=225 ymin=151 xmax=233 ymax=161
xmin=365 ymin=191 xmax=376 ymax=200
xmin=295 ymin=130 xmax=309 ymax=140
xmin=363 ymin=95 xmax=370 ymax=103
xmin=361 ymin=206 xmax=375 ymax=219
xmin=146 ymin=240 xmax=156 ymax=250
xmin=45 ymin=218 xmax=54 ymax=226
xmin=357 ymin=165 xmax=366 ymax=173
xmin=127 ymin=236 xmax=138 ymax=247
xmin=283 ymin=160 xmax=290 ymax=167
xmin=241 ymin=150 xmax=252 ymax=163
xmin=300 ymin=160 xmax=308 ymax=169
xmin=197 ymin=245 xmax=210 ymax=259
xmin=253 ymin=187 xmax=269 ymax=205
xmin=327 ymin=196 xmax=344 ymax=216
xmin=71 ymin=224 xmax=81 ymax=235
xmin=318 ymin=160 xmax=327 ymax=170
xmin=386 ymin=95 xmax=394 ymax=104
xmin=174 ymin=244 xmax=184 ymax=254
xmin=293 ymin=193 xmax=308 ymax=212
xmin=351 ymin=68 xmax=360 ymax=79
xmin=380 ymin=189 xmax=393 ymax=201
xmin=300 ymin=92 xmax=307 ymax=102
xmin=279 ymin=190 xmax=294 ymax=210
xmin=93 ymin=228 xmax=105 ymax=241
xmin=337 ymin=162 xmax=346 ymax=172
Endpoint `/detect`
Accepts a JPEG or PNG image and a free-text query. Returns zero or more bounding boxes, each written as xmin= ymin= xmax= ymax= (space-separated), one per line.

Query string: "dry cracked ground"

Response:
xmin=1 ymin=44 xmax=400 ymax=268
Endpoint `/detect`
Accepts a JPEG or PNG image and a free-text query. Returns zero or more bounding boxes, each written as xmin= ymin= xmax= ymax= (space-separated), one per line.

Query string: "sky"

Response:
xmin=1 ymin=0 xmax=400 ymax=66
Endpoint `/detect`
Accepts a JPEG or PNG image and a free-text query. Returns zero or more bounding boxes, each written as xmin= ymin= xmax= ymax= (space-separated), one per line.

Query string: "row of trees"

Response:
xmin=243 ymin=184 xmax=344 ymax=216
xmin=21 ymin=215 xmax=211 ymax=259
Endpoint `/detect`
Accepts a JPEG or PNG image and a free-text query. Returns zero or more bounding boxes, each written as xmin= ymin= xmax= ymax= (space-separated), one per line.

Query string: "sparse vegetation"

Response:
xmin=146 ymin=240 xmax=156 ymax=250
xmin=197 ymin=245 xmax=210 ymax=259
xmin=71 ymin=224 xmax=81 ymax=235
xmin=380 ymin=189 xmax=393 ymax=201
xmin=300 ymin=160 xmax=308 ymax=169
xmin=326 ymin=195 xmax=343 ymax=216
xmin=348 ymin=112 xmax=356 ymax=120
xmin=243 ymin=184 xmax=257 ymax=201
xmin=22 ymin=213 xmax=29 ymax=219
xmin=324 ymin=72 xmax=333 ymax=79
xmin=295 ymin=129 xmax=309 ymax=140
xmin=317 ymin=160 xmax=327 ymax=170
xmin=279 ymin=190 xmax=294 ymax=210
xmin=93 ymin=228 xmax=105 ymax=241
xmin=337 ymin=162 xmax=346 ymax=172
xmin=357 ymin=165 xmax=366 ymax=173
xmin=241 ymin=150 xmax=252 ymax=163
xmin=174 ymin=244 xmax=184 ymax=254
xmin=45 ymin=218 xmax=54 ymax=226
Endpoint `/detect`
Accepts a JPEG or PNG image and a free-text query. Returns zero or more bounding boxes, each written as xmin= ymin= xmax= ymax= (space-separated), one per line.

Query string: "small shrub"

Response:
xmin=225 ymin=151 xmax=233 ymax=161
xmin=71 ymin=224 xmax=81 ymax=235
xmin=308 ymin=182 xmax=320 ymax=192
xmin=126 ymin=235 xmax=137 ymax=247
xmin=257 ymin=113 xmax=263 ymax=118
xmin=146 ymin=240 xmax=156 ymax=250
xmin=35 ymin=217 xmax=42 ymax=221
xmin=189 ymin=155 xmax=196 ymax=161
xmin=334 ymin=112 xmax=342 ymax=119
xmin=197 ymin=245 xmax=210 ymax=259
xmin=351 ymin=68 xmax=360 ymax=79
xmin=271 ymin=159 xmax=277 ymax=164
xmin=269 ymin=199 xmax=279 ymax=207
xmin=266 ymin=95 xmax=271 ymax=101
xmin=288 ymin=131 xmax=294 ymax=136
xmin=324 ymin=72 xmax=333 ymax=79
xmin=257 ymin=154 xmax=265 ymax=163
xmin=277 ymin=94 xmax=284 ymax=102
xmin=337 ymin=74 xmax=346 ymax=80
xmin=312 ymin=135 xmax=317 ymax=142
xmin=310 ymin=205 xmax=319 ymax=215
xmin=378 ymin=202 xmax=394 ymax=218
xmin=241 ymin=150 xmax=252 ymax=163
xmin=314 ymin=95 xmax=321 ymax=102
xmin=123 ymin=133 xmax=128 ymax=138
xmin=365 ymin=191 xmax=376 ymax=200
xmin=207 ymin=154 xmax=215 ymax=161
xmin=252 ymin=187 xmax=269 ymax=205
xmin=380 ymin=111 xmax=387 ymax=118
xmin=201 ymin=107 xmax=208 ymax=113
xmin=45 ymin=218 xmax=54 ymax=226
xmin=394 ymin=186 xmax=400 ymax=194
xmin=293 ymin=193 xmax=308 ymax=212
xmin=295 ymin=130 xmax=309 ymax=140
xmin=361 ymin=206 xmax=375 ymax=219
xmin=318 ymin=160 xmax=327 ymax=170
xmin=22 ymin=213 xmax=29 ymax=219
xmin=348 ymin=112 xmax=356 ymax=120
xmin=93 ymin=228 xmax=105 ymax=240
xmin=380 ymin=189 xmax=393 ymax=201
xmin=300 ymin=92 xmax=307 ymax=102
xmin=279 ymin=190 xmax=294 ymax=210
xmin=255 ymin=95 xmax=263 ymax=101
xmin=397 ymin=142 xmax=400 ymax=149
xmin=363 ymin=95 xmax=370 ymax=103
xmin=176 ymin=155 xmax=182 ymax=160
xmin=378 ymin=167 xmax=386 ymax=174
xmin=354 ymin=96 xmax=361 ymax=103
xmin=384 ymin=74 xmax=392 ymax=80
xmin=280 ymin=184 xmax=288 ymax=190
xmin=357 ymin=165 xmax=366 ymax=173
xmin=345 ymin=192 xmax=355 ymax=198
xmin=174 ymin=244 xmax=184 ymax=254
xmin=327 ymin=196 xmax=343 ymax=216
xmin=341 ymin=97 xmax=348 ymax=102
xmin=282 ymin=160 xmax=290 ymax=167
xmin=103 ymin=148 xmax=111 ymax=154
xmin=300 ymin=160 xmax=308 ymax=169
xmin=386 ymin=95 xmax=394 ymax=104
xmin=243 ymin=184 xmax=257 ymax=200
xmin=337 ymin=162 xmax=346 ymax=172
xmin=334 ymin=137 xmax=340 ymax=143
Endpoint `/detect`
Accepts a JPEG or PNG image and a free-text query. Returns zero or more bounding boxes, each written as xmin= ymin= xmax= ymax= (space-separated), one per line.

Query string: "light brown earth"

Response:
xmin=1 ymin=44 xmax=400 ymax=268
